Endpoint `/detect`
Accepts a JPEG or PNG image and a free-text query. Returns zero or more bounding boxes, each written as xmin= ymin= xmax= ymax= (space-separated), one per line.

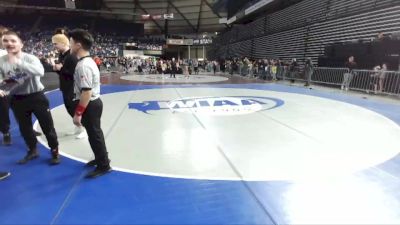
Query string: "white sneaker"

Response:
xmin=66 ymin=126 xmax=82 ymax=136
xmin=75 ymin=128 xmax=88 ymax=139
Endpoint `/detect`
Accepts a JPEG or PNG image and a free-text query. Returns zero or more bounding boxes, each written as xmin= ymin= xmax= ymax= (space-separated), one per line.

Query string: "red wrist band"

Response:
xmin=75 ymin=104 xmax=86 ymax=116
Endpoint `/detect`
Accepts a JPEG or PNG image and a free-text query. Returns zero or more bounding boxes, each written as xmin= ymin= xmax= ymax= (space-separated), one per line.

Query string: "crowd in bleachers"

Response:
xmin=0 ymin=22 xmax=163 ymax=63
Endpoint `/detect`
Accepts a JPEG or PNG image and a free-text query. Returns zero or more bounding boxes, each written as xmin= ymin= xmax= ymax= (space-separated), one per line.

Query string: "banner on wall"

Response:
xmin=167 ymin=39 xmax=194 ymax=46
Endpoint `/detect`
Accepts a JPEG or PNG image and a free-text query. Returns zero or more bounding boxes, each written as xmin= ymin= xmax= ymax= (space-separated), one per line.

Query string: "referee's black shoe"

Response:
xmin=0 ymin=172 xmax=10 ymax=181
xmin=85 ymin=160 xmax=96 ymax=167
xmin=86 ymin=159 xmax=111 ymax=167
xmin=85 ymin=166 xmax=112 ymax=179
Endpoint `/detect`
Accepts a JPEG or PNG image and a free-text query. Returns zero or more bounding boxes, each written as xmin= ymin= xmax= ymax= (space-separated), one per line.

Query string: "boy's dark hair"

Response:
xmin=69 ymin=29 xmax=94 ymax=51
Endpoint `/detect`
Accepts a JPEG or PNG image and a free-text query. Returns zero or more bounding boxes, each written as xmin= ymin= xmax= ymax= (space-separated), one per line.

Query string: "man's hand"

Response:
xmin=53 ymin=63 xmax=63 ymax=71
xmin=73 ymin=114 xmax=82 ymax=127
xmin=0 ymin=90 xmax=6 ymax=97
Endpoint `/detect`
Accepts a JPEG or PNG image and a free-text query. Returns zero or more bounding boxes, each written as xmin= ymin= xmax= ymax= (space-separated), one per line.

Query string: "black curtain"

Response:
xmin=19 ymin=0 xmax=65 ymax=8
xmin=74 ymin=0 xmax=103 ymax=10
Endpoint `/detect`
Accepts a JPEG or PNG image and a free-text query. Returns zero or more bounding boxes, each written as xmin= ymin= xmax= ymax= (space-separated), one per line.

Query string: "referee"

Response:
xmin=69 ymin=29 xmax=111 ymax=178
xmin=0 ymin=30 xmax=60 ymax=165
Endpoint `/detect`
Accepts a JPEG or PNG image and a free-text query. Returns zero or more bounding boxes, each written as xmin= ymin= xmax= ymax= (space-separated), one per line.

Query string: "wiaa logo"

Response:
xmin=129 ymin=96 xmax=284 ymax=116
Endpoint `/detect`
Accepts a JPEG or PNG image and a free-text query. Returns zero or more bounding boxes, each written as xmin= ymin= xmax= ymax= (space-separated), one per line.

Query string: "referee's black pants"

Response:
xmin=10 ymin=92 xmax=59 ymax=151
xmin=0 ymin=96 xmax=10 ymax=134
xmin=75 ymin=98 xmax=110 ymax=168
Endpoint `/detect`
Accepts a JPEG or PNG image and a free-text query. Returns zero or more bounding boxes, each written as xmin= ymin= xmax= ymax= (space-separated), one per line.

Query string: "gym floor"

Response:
xmin=1 ymin=72 xmax=400 ymax=224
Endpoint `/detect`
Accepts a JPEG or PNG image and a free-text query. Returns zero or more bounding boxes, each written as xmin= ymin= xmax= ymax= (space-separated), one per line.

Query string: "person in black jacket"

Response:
xmin=52 ymin=28 xmax=86 ymax=139
xmin=170 ymin=58 xmax=177 ymax=78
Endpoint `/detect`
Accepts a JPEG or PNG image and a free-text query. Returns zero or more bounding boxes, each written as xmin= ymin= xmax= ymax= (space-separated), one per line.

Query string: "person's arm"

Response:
xmin=0 ymin=65 xmax=4 ymax=83
xmin=17 ymin=55 xmax=44 ymax=77
xmin=77 ymin=89 xmax=92 ymax=112
xmin=0 ymin=67 xmax=5 ymax=97
xmin=53 ymin=63 xmax=62 ymax=72
xmin=73 ymin=88 xmax=91 ymax=126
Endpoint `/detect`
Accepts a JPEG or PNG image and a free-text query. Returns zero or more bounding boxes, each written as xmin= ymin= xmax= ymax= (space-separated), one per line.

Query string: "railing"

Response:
xmin=280 ymin=67 xmax=400 ymax=96
xmin=232 ymin=65 xmax=400 ymax=96
xmin=312 ymin=67 xmax=350 ymax=86
xmin=348 ymin=69 xmax=400 ymax=95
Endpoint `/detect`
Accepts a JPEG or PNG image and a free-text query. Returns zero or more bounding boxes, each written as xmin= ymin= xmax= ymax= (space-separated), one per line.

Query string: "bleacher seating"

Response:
xmin=211 ymin=0 xmax=400 ymax=68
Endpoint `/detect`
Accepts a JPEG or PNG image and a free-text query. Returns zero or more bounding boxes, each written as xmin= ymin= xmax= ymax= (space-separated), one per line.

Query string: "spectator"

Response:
xmin=342 ymin=56 xmax=357 ymax=91
xmin=304 ymin=58 xmax=314 ymax=86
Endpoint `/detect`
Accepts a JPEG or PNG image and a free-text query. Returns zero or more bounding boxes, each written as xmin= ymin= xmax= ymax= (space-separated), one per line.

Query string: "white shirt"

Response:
xmin=73 ymin=56 xmax=101 ymax=101
xmin=0 ymin=52 xmax=45 ymax=95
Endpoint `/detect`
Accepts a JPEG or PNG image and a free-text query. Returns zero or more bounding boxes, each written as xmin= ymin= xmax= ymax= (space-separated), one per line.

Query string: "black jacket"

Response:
xmin=57 ymin=49 xmax=78 ymax=92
